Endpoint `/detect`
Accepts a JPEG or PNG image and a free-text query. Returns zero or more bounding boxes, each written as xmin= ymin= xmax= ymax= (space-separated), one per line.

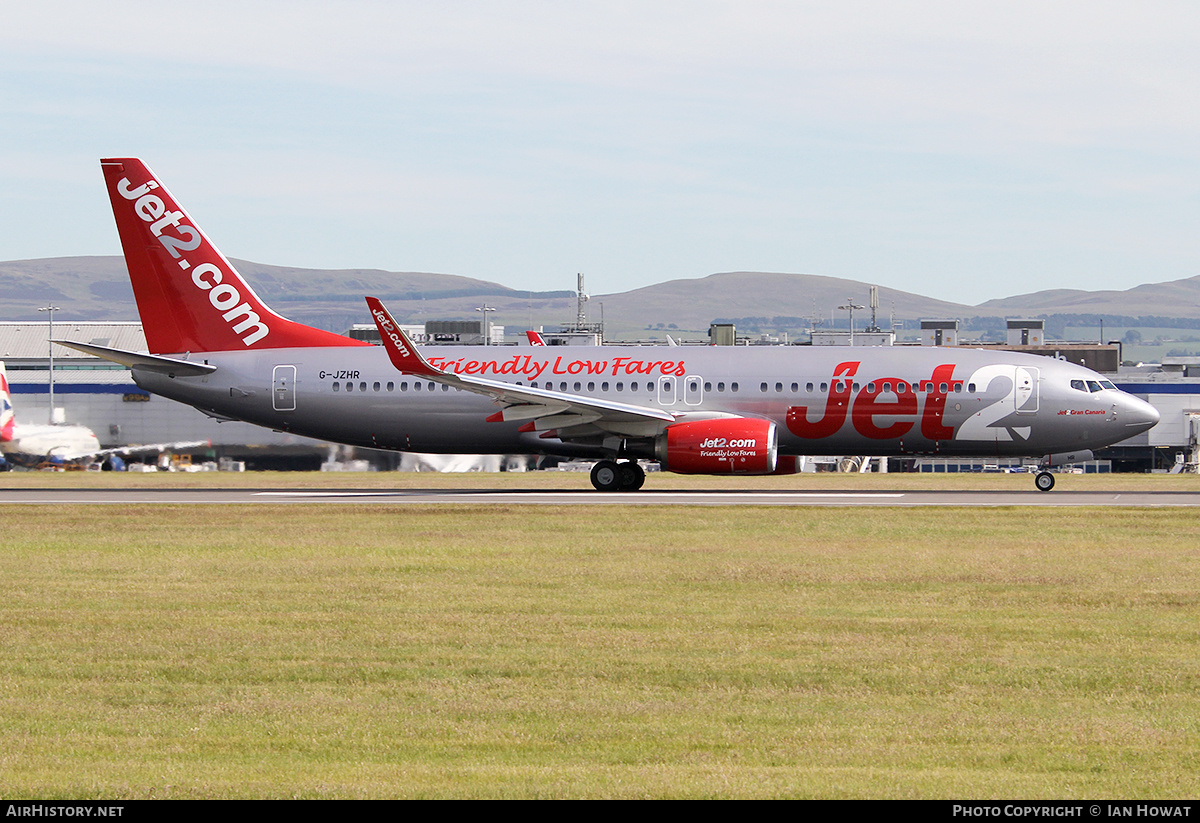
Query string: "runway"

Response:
xmin=3 ymin=487 xmax=1200 ymax=506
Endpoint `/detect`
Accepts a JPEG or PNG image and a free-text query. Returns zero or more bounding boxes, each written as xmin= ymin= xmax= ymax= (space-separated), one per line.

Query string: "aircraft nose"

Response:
xmin=1121 ymin=394 xmax=1160 ymax=434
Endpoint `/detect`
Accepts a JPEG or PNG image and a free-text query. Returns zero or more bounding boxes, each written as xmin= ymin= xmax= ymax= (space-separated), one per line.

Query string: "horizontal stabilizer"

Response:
xmin=52 ymin=341 xmax=217 ymax=376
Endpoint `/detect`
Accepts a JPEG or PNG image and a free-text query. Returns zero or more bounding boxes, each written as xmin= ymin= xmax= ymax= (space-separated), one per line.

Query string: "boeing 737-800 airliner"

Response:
xmin=59 ymin=158 xmax=1160 ymax=491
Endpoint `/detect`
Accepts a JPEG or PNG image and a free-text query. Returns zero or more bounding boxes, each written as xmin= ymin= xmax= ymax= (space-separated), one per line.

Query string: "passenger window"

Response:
xmin=731 ymin=382 xmax=739 ymax=392
xmin=968 ymin=383 xmax=976 ymax=393
xmin=332 ymin=382 xmax=340 ymax=392
xmin=820 ymin=382 xmax=828 ymax=392
xmin=939 ymin=383 xmax=948 ymax=393
xmin=867 ymin=383 xmax=876 ymax=393
xmin=790 ymin=382 xmax=798 ymax=392
xmin=346 ymin=382 xmax=354 ymax=392
xmin=705 ymin=382 xmax=712 ymax=392
xmin=373 ymin=382 xmax=381 ymax=392
xmin=603 ymin=382 xmax=610 ymax=391
xmin=717 ymin=382 xmax=725 ymax=392
xmin=806 ymin=382 xmax=814 ymax=392
xmin=616 ymin=382 xmax=624 ymax=391
xmin=760 ymin=382 xmax=768 ymax=392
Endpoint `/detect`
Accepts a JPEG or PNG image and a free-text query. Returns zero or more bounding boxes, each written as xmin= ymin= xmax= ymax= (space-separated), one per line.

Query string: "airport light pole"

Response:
xmin=838 ymin=299 xmax=865 ymax=346
xmin=38 ymin=304 xmax=60 ymax=424
xmin=476 ymin=304 xmax=496 ymax=346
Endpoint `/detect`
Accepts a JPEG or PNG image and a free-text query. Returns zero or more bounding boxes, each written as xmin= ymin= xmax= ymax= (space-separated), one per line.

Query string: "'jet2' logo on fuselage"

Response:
xmin=117 ymin=176 xmax=269 ymax=346
xmin=787 ymin=361 xmax=961 ymax=442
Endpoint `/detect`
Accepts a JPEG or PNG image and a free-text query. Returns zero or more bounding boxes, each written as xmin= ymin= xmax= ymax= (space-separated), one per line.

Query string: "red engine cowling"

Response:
xmin=656 ymin=418 xmax=778 ymax=475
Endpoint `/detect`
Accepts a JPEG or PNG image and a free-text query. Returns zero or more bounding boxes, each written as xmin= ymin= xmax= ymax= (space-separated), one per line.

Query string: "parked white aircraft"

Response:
xmin=0 ymin=361 xmax=102 ymax=468
xmin=0 ymin=360 xmax=206 ymax=470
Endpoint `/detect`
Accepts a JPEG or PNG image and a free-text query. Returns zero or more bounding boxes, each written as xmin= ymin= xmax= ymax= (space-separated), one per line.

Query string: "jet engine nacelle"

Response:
xmin=656 ymin=417 xmax=778 ymax=474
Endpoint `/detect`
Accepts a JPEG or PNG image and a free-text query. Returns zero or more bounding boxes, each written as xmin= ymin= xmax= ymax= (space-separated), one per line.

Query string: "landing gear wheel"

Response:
xmin=617 ymin=460 xmax=646 ymax=492
xmin=590 ymin=459 xmax=622 ymax=492
xmin=1034 ymin=471 xmax=1056 ymax=492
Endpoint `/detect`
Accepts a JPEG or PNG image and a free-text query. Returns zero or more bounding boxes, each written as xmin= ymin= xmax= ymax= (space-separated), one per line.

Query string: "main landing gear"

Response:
xmin=590 ymin=459 xmax=646 ymax=492
xmin=1034 ymin=471 xmax=1056 ymax=492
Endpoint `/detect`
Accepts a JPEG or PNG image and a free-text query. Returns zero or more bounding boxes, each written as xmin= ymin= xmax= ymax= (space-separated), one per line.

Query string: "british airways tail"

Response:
xmin=1 ymin=362 xmax=15 ymax=443
xmin=100 ymin=158 xmax=367 ymax=354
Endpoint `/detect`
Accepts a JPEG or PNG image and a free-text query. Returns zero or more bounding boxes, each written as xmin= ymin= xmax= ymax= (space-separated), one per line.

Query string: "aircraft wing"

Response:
xmin=51 ymin=440 xmax=212 ymax=462
xmin=95 ymin=440 xmax=211 ymax=458
xmin=366 ymin=297 xmax=676 ymax=439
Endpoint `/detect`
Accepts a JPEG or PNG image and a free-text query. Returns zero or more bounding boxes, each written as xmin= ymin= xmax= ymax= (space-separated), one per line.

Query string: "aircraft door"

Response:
xmin=684 ymin=374 xmax=703 ymax=405
xmin=1015 ymin=367 xmax=1039 ymax=414
xmin=273 ymin=365 xmax=296 ymax=411
xmin=657 ymin=376 xmax=677 ymax=406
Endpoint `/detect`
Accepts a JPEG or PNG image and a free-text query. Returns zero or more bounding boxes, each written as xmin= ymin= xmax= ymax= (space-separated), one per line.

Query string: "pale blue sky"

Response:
xmin=3 ymin=0 xmax=1198 ymax=305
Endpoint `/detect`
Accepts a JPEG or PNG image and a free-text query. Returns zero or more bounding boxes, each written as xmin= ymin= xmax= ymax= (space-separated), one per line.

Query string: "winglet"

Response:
xmin=365 ymin=297 xmax=441 ymax=376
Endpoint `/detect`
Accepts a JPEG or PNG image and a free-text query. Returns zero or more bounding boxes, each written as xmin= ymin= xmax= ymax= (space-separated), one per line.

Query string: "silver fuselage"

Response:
xmin=133 ymin=343 xmax=1159 ymax=461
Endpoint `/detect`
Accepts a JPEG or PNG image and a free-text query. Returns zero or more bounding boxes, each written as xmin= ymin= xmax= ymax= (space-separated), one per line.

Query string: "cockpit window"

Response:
xmin=1070 ymin=380 xmax=1086 ymax=392
xmin=1087 ymin=380 xmax=1103 ymax=392
xmin=1100 ymin=380 xmax=1117 ymax=390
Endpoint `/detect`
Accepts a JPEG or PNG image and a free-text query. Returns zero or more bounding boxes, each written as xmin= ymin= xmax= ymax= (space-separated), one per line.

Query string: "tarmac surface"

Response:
xmin=3 ymin=487 xmax=1200 ymax=506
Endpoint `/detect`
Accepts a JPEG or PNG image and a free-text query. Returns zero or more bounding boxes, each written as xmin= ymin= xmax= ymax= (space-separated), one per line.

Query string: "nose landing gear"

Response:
xmin=1034 ymin=470 xmax=1055 ymax=492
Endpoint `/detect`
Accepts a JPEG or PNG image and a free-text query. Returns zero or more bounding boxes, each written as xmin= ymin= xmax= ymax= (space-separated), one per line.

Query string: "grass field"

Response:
xmin=1 ymin=472 xmax=1198 ymax=798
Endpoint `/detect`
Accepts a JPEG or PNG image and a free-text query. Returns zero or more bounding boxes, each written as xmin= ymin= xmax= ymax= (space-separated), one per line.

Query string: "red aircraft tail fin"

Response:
xmin=100 ymin=158 xmax=367 ymax=354
xmin=526 ymin=330 xmax=546 ymax=346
